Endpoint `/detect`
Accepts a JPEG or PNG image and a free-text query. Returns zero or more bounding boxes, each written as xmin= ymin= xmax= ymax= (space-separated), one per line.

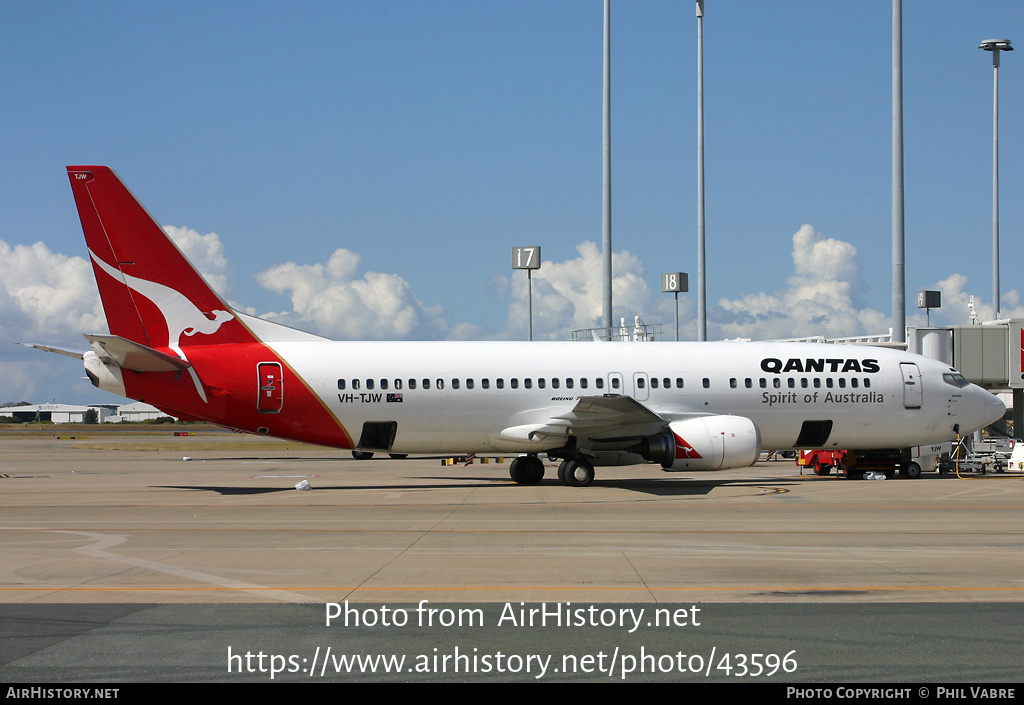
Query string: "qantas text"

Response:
xmin=760 ymin=358 xmax=880 ymax=374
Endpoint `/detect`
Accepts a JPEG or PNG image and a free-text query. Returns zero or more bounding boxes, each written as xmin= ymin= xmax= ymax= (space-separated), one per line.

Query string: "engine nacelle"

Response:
xmin=640 ymin=416 xmax=761 ymax=471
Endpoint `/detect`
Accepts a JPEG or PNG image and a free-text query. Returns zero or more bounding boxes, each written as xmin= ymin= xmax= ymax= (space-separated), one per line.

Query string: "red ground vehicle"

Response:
xmin=798 ymin=450 xmax=849 ymax=476
xmin=798 ymin=448 xmax=925 ymax=478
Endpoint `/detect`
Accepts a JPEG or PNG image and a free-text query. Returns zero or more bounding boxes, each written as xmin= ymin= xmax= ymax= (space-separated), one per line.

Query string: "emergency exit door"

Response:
xmin=257 ymin=362 xmax=284 ymax=413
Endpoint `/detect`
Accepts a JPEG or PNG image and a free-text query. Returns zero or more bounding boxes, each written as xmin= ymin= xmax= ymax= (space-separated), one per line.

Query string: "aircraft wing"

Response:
xmin=494 ymin=394 xmax=669 ymax=447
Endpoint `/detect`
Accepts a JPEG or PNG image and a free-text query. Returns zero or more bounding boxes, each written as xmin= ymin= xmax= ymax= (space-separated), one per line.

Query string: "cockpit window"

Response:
xmin=943 ymin=373 xmax=970 ymax=388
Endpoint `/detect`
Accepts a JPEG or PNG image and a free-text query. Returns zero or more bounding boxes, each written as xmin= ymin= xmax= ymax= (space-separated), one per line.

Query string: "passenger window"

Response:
xmin=651 ymin=378 xmax=659 ymax=389
xmin=497 ymin=378 xmax=505 ymax=389
xmin=380 ymin=379 xmax=388 ymax=390
xmin=451 ymin=379 xmax=460 ymax=390
xmin=537 ymin=378 xmax=545 ymax=389
xmin=580 ymin=378 xmax=588 ymax=389
xmin=773 ymin=378 xmax=781 ymax=388
xmin=409 ymin=379 xmax=417 ymax=390
xmin=826 ymin=378 xmax=834 ymax=388
xmin=745 ymin=378 xmax=752 ymax=388
xmin=394 ymin=379 xmax=402 ymax=390
xmin=482 ymin=378 xmax=490 ymax=389
xmin=675 ymin=378 xmax=684 ymax=388
xmin=851 ymin=378 xmax=858 ymax=388
xmin=422 ymin=379 xmax=430 ymax=390
xmin=788 ymin=378 xmax=795 ymax=388
xmin=838 ymin=378 xmax=846 ymax=388
xmin=611 ymin=378 xmax=620 ymax=389
xmin=552 ymin=378 xmax=560 ymax=389
xmin=703 ymin=378 xmax=710 ymax=388
xmin=353 ymin=379 xmax=361 ymax=390
xmin=596 ymin=379 xmax=604 ymax=390
xmin=864 ymin=378 xmax=871 ymax=388
xmin=525 ymin=378 xmax=533 ymax=389
xmin=813 ymin=378 xmax=821 ymax=388
xmin=366 ymin=379 xmax=374 ymax=390
xmin=511 ymin=378 xmax=519 ymax=389
xmin=338 ymin=379 xmax=346 ymax=390
xmin=729 ymin=378 xmax=737 ymax=388
xmin=467 ymin=379 xmax=475 ymax=389
xmin=638 ymin=378 xmax=647 ymax=389
xmin=436 ymin=379 xmax=444 ymax=390
xmin=760 ymin=378 xmax=767 ymax=388
xmin=566 ymin=378 xmax=574 ymax=389
xmin=801 ymin=378 xmax=808 ymax=388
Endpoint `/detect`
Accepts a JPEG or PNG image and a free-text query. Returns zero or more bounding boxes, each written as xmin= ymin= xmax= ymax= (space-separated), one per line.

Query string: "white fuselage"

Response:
xmin=271 ymin=340 xmax=1003 ymax=454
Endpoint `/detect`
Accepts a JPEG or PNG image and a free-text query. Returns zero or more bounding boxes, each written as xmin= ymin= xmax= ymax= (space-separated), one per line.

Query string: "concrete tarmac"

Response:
xmin=3 ymin=427 xmax=1024 ymax=604
xmin=2 ymin=426 xmax=1023 ymax=682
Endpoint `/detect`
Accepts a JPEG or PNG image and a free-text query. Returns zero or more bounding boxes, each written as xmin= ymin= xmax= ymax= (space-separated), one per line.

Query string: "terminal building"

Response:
xmin=0 ymin=401 xmax=170 ymax=424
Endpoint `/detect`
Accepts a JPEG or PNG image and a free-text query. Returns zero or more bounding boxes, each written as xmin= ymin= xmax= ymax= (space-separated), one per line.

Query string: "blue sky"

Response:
xmin=1 ymin=1 xmax=1022 ymax=404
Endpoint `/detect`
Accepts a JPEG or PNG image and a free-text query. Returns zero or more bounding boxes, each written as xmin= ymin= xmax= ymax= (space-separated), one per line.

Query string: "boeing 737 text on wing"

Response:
xmin=36 ymin=166 xmax=1005 ymax=486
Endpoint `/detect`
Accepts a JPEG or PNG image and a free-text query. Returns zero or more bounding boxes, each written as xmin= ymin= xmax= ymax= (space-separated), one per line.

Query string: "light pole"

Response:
xmin=892 ymin=0 xmax=905 ymax=343
xmin=696 ymin=0 xmax=706 ymax=341
xmin=980 ymin=38 xmax=1012 ymax=320
xmin=602 ymin=0 xmax=613 ymax=335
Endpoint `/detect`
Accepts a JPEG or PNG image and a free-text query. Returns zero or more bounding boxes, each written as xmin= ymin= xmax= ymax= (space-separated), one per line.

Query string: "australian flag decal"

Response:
xmin=386 ymin=393 xmax=403 ymax=403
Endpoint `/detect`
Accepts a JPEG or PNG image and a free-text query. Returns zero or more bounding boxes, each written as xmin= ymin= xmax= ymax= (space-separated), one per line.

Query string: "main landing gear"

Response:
xmin=508 ymin=454 xmax=596 ymax=487
xmin=557 ymin=457 xmax=595 ymax=487
xmin=509 ymin=454 xmax=545 ymax=485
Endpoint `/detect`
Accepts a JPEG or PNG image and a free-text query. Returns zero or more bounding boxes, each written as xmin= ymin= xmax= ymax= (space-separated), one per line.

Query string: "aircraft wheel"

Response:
xmin=388 ymin=453 xmax=408 ymax=459
xmin=563 ymin=459 xmax=595 ymax=487
xmin=557 ymin=459 xmax=571 ymax=484
xmin=352 ymin=450 xmax=374 ymax=460
xmin=903 ymin=461 xmax=921 ymax=479
xmin=510 ymin=455 xmax=544 ymax=485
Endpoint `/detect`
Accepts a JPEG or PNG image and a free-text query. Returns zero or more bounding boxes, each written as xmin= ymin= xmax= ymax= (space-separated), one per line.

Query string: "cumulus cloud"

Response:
xmin=928 ymin=273 xmax=1024 ymax=327
xmin=253 ymin=248 xmax=451 ymax=340
xmin=711 ymin=225 xmax=886 ymax=340
xmin=498 ymin=241 xmax=657 ymax=340
xmin=0 ymin=239 xmax=104 ymax=346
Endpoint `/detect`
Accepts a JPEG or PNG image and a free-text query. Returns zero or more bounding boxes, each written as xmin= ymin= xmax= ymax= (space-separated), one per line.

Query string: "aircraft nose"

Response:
xmin=973 ymin=386 xmax=1006 ymax=430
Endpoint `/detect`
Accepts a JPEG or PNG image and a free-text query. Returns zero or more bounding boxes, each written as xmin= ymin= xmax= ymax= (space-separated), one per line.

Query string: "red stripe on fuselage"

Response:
xmin=121 ymin=342 xmax=354 ymax=449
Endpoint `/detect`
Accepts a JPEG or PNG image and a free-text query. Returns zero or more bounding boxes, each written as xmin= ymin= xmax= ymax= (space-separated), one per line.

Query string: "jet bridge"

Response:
xmin=908 ymin=319 xmax=1021 ymax=436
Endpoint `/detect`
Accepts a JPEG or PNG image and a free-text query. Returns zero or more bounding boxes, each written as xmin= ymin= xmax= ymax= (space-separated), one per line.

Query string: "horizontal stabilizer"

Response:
xmin=18 ymin=343 xmax=86 ymax=359
xmin=84 ymin=334 xmax=192 ymax=372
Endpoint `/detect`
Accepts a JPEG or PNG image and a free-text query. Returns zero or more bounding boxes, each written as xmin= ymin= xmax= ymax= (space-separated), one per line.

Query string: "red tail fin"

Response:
xmin=67 ymin=166 xmax=250 ymax=349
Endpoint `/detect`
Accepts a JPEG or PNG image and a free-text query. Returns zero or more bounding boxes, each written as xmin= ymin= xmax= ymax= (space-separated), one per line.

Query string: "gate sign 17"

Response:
xmin=661 ymin=272 xmax=688 ymax=293
xmin=512 ymin=246 xmax=542 ymax=270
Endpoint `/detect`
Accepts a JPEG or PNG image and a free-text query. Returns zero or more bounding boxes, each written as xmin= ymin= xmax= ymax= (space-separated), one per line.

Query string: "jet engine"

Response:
xmin=637 ymin=415 xmax=761 ymax=471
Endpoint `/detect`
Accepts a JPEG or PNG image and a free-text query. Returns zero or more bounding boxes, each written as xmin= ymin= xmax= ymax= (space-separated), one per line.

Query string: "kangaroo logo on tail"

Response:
xmin=89 ymin=250 xmax=235 ymax=403
xmin=89 ymin=250 xmax=234 ymax=349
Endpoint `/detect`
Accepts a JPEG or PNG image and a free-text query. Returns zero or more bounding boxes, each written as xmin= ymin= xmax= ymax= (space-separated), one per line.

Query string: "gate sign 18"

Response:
xmin=512 ymin=246 xmax=542 ymax=270
xmin=661 ymin=272 xmax=688 ymax=293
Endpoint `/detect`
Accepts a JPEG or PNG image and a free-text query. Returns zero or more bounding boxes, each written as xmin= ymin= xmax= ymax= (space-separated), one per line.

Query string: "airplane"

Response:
xmin=31 ymin=166 xmax=1005 ymax=486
